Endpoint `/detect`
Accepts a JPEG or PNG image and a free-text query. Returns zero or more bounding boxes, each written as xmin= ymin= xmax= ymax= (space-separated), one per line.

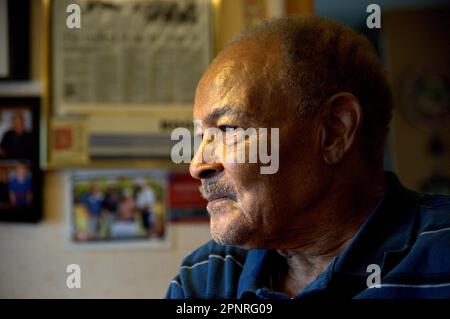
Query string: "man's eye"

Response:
xmin=218 ymin=125 xmax=238 ymax=132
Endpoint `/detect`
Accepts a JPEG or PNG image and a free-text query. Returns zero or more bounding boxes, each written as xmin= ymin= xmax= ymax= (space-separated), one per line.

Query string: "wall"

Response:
xmin=384 ymin=8 xmax=450 ymax=190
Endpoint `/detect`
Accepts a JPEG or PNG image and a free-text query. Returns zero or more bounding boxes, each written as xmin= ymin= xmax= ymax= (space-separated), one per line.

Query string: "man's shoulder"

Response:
xmin=416 ymin=193 xmax=450 ymax=232
xmin=417 ymin=192 xmax=450 ymax=209
xmin=359 ymin=192 xmax=450 ymax=298
xmin=402 ymin=192 xmax=450 ymax=274
xmin=166 ymin=240 xmax=248 ymax=299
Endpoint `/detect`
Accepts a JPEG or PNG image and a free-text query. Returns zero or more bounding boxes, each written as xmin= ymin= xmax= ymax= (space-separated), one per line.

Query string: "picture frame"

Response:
xmin=168 ymin=171 xmax=209 ymax=222
xmin=0 ymin=96 xmax=42 ymax=222
xmin=68 ymin=168 xmax=170 ymax=248
xmin=0 ymin=0 xmax=30 ymax=80
xmin=50 ymin=0 xmax=212 ymax=161
xmin=49 ymin=116 xmax=89 ymax=166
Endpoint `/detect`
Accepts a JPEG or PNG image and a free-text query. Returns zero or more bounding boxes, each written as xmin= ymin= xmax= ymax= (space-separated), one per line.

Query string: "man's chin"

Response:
xmin=210 ymin=232 xmax=260 ymax=249
xmin=209 ymin=218 xmax=254 ymax=248
xmin=207 ymin=200 xmax=256 ymax=247
xmin=206 ymin=197 xmax=235 ymax=216
xmin=211 ymin=231 xmax=246 ymax=247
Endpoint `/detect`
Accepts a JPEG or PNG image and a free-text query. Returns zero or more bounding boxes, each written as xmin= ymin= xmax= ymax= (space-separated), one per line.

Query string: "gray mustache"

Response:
xmin=199 ymin=180 xmax=236 ymax=200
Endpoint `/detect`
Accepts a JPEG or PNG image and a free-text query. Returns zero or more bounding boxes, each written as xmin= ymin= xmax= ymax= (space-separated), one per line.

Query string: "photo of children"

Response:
xmin=71 ymin=169 xmax=167 ymax=243
xmin=0 ymin=162 xmax=33 ymax=208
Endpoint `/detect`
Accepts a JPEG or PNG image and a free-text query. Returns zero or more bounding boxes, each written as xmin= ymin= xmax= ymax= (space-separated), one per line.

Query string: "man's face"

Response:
xmin=12 ymin=114 xmax=25 ymax=133
xmin=190 ymin=39 xmax=332 ymax=249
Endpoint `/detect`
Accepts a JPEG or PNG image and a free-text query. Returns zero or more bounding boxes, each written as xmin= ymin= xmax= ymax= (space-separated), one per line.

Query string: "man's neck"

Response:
xmin=276 ymin=235 xmax=354 ymax=296
xmin=275 ymin=169 xmax=386 ymax=296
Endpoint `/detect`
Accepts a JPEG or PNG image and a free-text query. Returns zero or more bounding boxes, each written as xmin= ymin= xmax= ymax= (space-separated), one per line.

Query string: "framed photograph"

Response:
xmin=69 ymin=169 xmax=169 ymax=247
xmin=0 ymin=97 xmax=41 ymax=222
xmin=51 ymin=0 xmax=212 ymax=160
xmin=49 ymin=117 xmax=89 ymax=165
xmin=0 ymin=0 xmax=30 ymax=80
xmin=168 ymin=171 xmax=209 ymax=222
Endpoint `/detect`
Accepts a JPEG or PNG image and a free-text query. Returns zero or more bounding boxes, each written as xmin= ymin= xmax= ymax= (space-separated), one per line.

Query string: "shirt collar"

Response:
xmin=237 ymin=248 xmax=275 ymax=298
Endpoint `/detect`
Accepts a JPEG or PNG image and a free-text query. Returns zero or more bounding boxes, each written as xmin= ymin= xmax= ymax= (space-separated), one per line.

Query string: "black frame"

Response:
xmin=0 ymin=96 xmax=41 ymax=222
xmin=0 ymin=0 xmax=30 ymax=81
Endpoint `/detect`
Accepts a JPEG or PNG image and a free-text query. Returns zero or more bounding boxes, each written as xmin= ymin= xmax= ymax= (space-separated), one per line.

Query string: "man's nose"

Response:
xmin=189 ymin=143 xmax=224 ymax=180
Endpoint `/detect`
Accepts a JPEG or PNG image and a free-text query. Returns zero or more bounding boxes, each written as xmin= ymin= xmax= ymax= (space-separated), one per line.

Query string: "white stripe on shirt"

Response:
xmin=419 ymin=227 xmax=450 ymax=237
xmin=379 ymin=282 xmax=450 ymax=289
xmin=179 ymin=254 xmax=244 ymax=271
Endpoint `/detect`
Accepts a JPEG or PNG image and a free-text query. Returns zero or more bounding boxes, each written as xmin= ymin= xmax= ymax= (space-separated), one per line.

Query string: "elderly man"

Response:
xmin=166 ymin=16 xmax=450 ymax=299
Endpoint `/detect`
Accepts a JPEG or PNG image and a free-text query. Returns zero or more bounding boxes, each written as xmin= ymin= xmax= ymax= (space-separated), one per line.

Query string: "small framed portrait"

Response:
xmin=49 ymin=117 xmax=89 ymax=165
xmin=168 ymin=171 xmax=209 ymax=222
xmin=69 ymin=169 xmax=169 ymax=247
xmin=0 ymin=96 xmax=41 ymax=222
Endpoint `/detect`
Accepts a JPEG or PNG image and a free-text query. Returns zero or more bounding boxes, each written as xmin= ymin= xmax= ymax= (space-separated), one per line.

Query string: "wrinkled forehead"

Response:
xmin=194 ymin=40 xmax=287 ymax=123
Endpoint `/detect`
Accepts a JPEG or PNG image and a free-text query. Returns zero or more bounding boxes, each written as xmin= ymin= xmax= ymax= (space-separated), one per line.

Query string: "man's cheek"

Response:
xmin=224 ymin=163 xmax=261 ymax=192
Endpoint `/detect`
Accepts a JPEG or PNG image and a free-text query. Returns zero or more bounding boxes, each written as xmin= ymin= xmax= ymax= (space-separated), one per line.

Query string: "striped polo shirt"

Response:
xmin=166 ymin=172 xmax=450 ymax=299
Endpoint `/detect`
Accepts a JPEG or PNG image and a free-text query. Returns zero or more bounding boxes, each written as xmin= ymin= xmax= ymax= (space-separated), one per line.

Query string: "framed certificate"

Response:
xmin=51 ymin=0 xmax=212 ymax=161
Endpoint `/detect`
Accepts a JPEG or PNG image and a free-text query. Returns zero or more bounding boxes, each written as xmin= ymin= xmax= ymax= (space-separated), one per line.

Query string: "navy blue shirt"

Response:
xmin=166 ymin=173 xmax=450 ymax=299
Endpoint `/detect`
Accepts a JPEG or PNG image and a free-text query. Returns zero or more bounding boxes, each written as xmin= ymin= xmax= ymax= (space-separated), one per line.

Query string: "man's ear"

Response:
xmin=320 ymin=92 xmax=363 ymax=165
